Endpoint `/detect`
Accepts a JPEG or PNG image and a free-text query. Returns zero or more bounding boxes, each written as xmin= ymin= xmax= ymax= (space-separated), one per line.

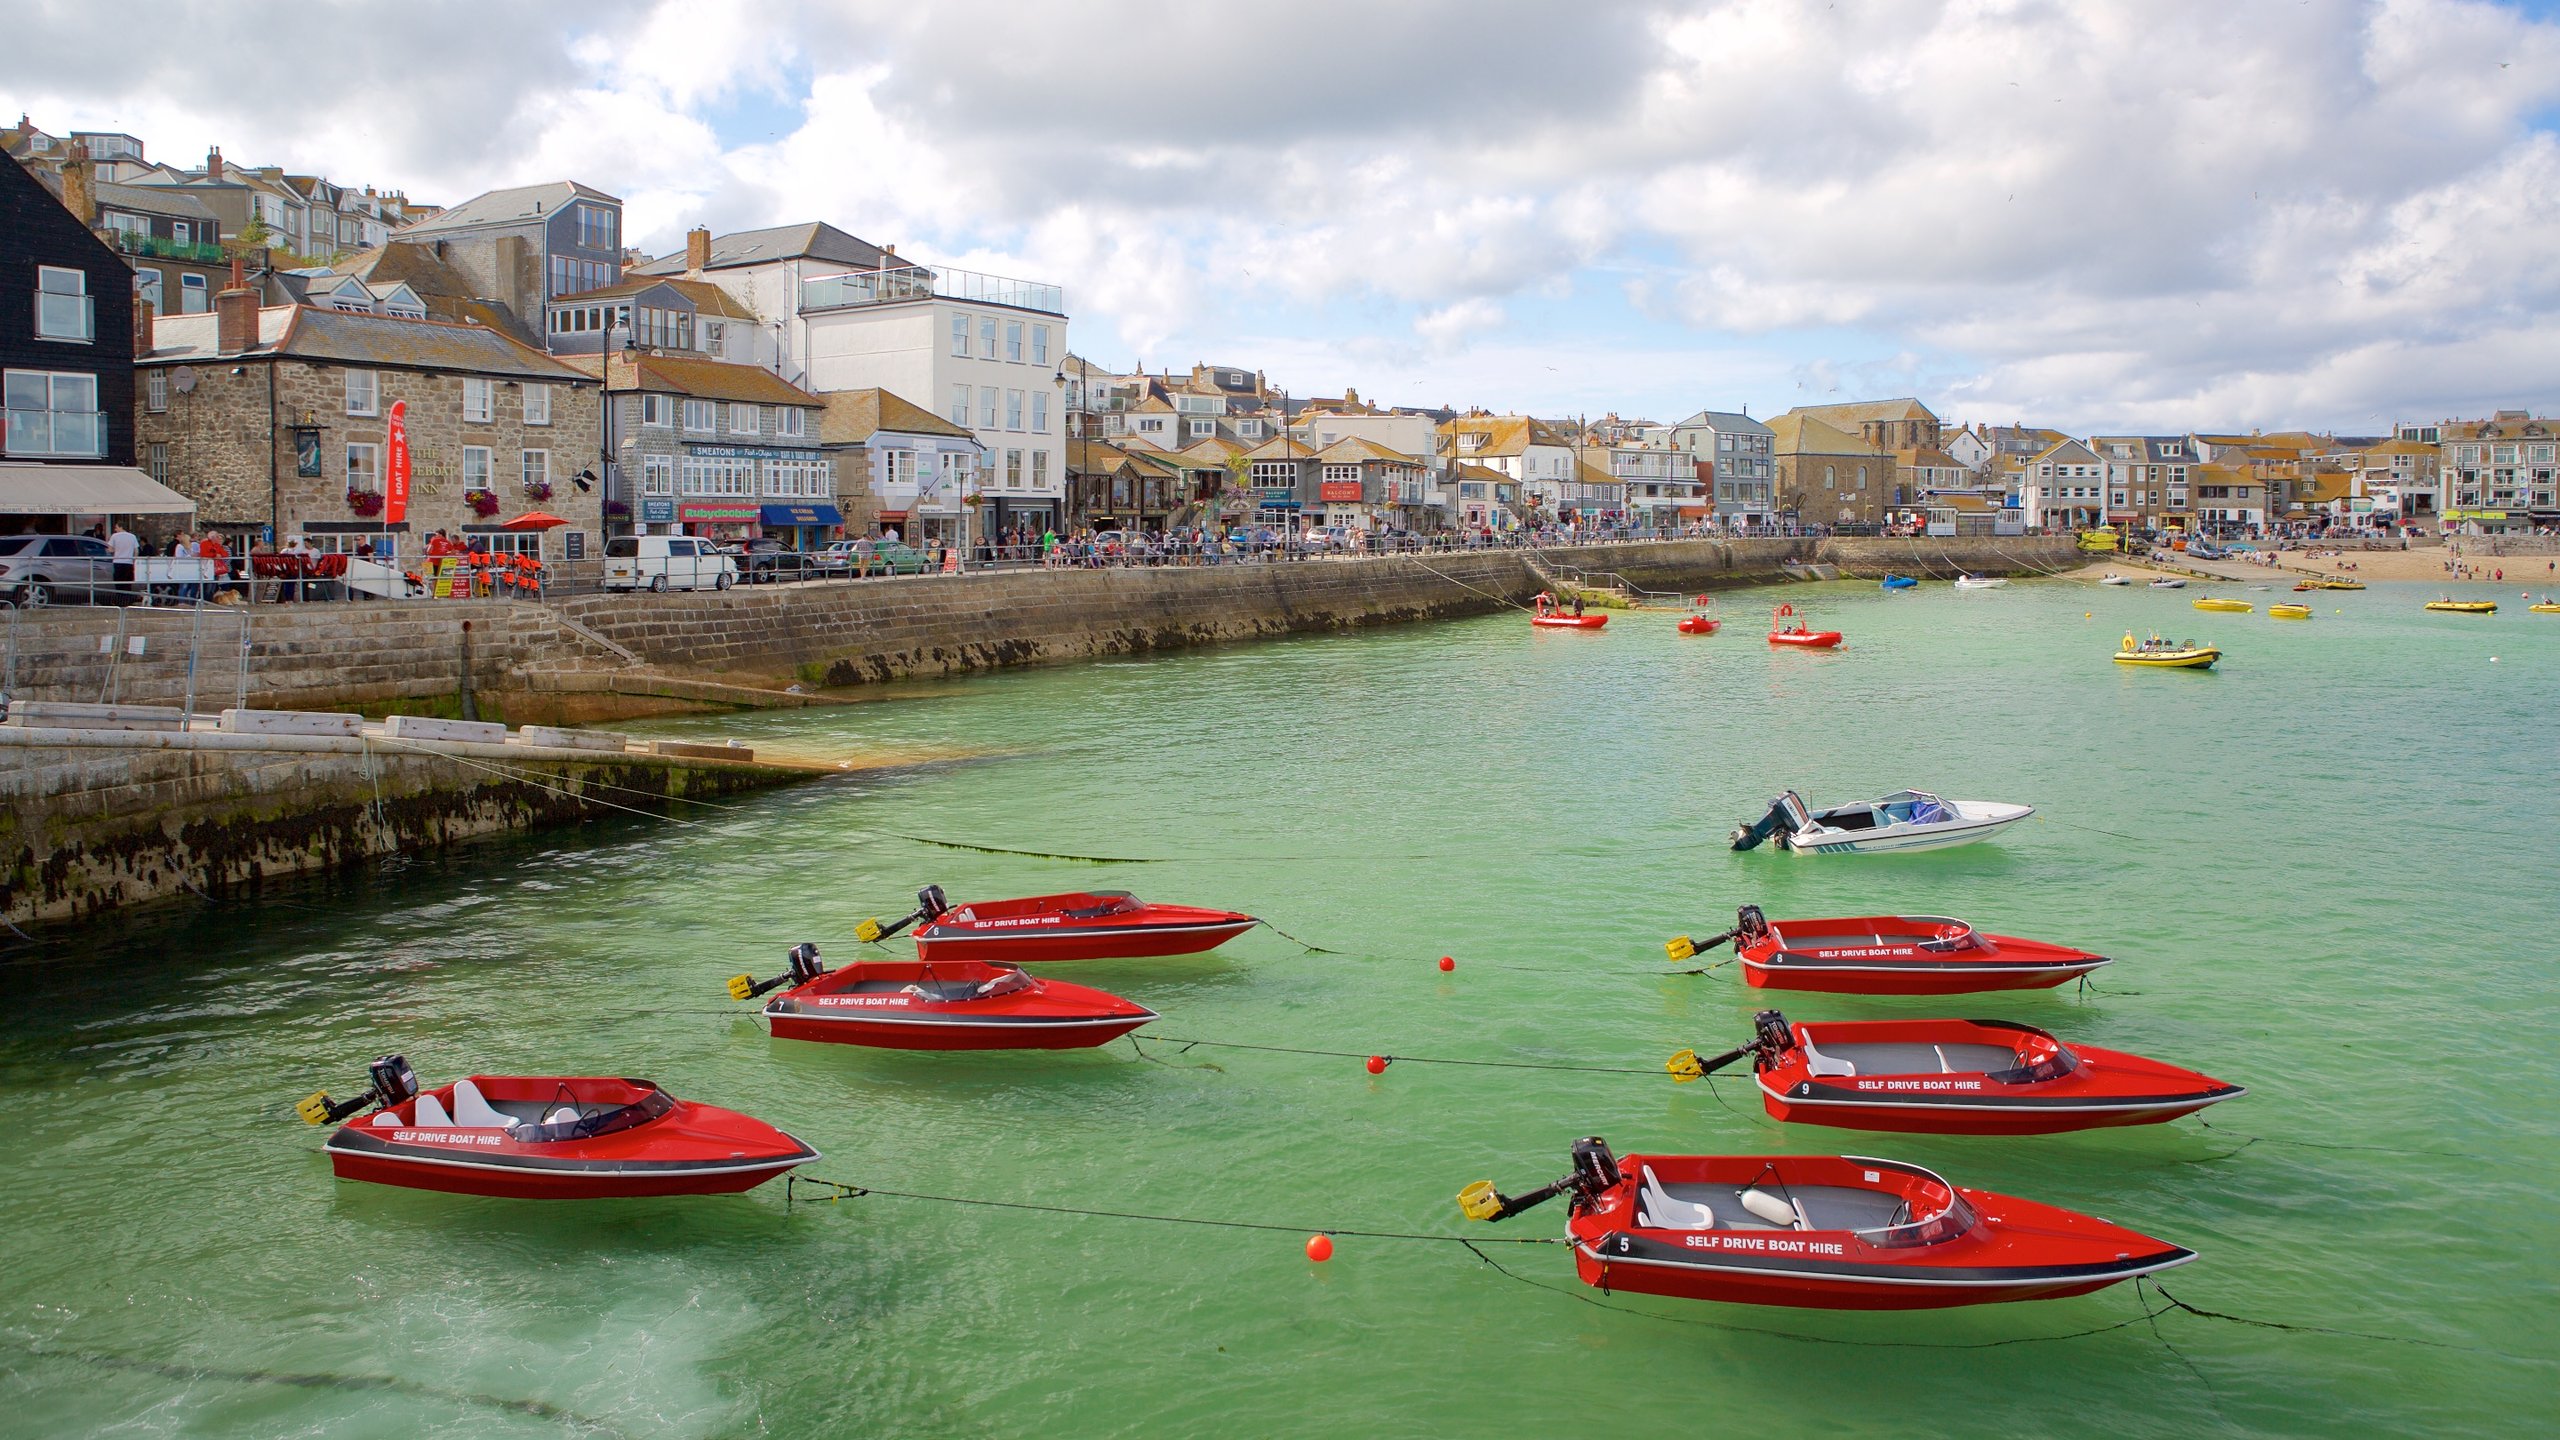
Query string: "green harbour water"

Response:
xmin=4 ymin=574 xmax=2554 ymax=1437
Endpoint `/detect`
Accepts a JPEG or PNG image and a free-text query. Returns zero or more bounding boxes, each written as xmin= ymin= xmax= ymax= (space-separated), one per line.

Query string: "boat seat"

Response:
xmin=371 ymin=1111 xmax=404 ymax=1127
xmin=1934 ymin=1045 xmax=1955 ymax=1075
xmin=411 ymin=1093 xmax=455 ymax=1129
xmin=544 ymin=1105 xmax=583 ymax=1127
xmin=1639 ymin=1166 xmax=1715 ymax=1230
xmin=1801 ymin=1041 xmax=1856 ymax=1078
xmin=450 ymin=1078 xmax=517 ymax=1131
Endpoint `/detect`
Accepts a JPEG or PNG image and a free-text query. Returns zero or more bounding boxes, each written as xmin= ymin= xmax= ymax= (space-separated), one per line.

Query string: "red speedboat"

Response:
xmin=1463 ymin=1138 xmax=2193 ymax=1310
xmin=299 ymin=1056 xmax=816 ymax=1199
xmin=1533 ymin=613 xmax=1609 ymax=628
xmin=1766 ymin=603 xmax=1840 ymax=647
xmin=1677 ymin=615 xmax=1722 ymax=634
xmin=730 ymin=943 xmax=1155 ymax=1050
xmin=1669 ymin=906 xmax=2111 ymax=994
xmin=865 ymin=886 xmax=1259 ymax=963
xmin=1671 ymin=1010 xmax=2245 ymax=1135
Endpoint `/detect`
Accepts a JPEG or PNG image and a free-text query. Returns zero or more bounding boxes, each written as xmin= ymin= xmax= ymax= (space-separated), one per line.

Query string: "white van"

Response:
xmin=603 ymin=535 xmax=738 ymax=592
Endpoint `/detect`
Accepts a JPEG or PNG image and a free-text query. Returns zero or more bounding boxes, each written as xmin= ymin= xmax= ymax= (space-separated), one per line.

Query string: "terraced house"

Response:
xmin=2438 ymin=411 xmax=2558 ymax=533
xmin=134 ymin=268 xmax=602 ymax=560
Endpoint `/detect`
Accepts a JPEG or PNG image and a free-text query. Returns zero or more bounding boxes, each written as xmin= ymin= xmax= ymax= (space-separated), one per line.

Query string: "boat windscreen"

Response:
xmin=1857 ymin=1187 xmax=1979 ymax=1249
xmin=516 ymin=1087 xmax=674 ymax=1144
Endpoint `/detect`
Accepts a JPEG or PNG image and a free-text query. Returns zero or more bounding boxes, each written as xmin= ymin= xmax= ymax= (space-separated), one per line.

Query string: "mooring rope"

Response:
xmin=782 ymin=1174 xmax=1561 ymax=1247
xmin=1130 ymin=1032 xmax=1668 ymax=1076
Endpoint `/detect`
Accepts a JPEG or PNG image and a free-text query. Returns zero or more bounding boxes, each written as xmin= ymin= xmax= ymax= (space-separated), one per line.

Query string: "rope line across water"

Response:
xmin=782 ymin=1175 xmax=1562 ymax=1247
xmin=1133 ymin=1033 xmax=1668 ymax=1076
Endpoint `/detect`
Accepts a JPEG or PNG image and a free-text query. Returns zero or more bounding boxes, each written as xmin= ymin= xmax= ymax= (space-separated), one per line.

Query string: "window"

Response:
xmin=522 ymin=449 xmax=549 ymax=493
xmin=1136 ymin=417 xmax=1164 ymax=435
xmin=1006 ymin=449 xmax=1024 ymax=489
xmin=641 ymin=393 xmax=671 ymax=427
xmin=951 ymin=312 xmax=971 ymax=357
xmin=148 ymin=441 xmax=168 ymax=484
xmin=178 ymin=272 xmax=208 ymax=314
xmin=577 ymin=204 xmax=618 ymax=250
xmin=702 ymin=321 xmax=724 ymax=357
xmin=146 ymin=369 xmax=167 ymax=413
xmin=951 ymin=383 xmax=972 ymax=426
xmin=1033 ymin=393 xmax=1050 ymax=434
xmin=345 ymin=370 xmax=378 ymax=416
xmin=944 ymin=452 xmax=971 ymax=491
xmin=682 ymin=399 xmax=715 ymax=434
xmin=345 ymin=441 xmax=381 ymax=493
xmin=135 ymin=268 xmax=163 ymax=311
xmin=1031 ymin=449 xmax=1049 ymax=490
xmin=170 ymin=221 xmax=191 ymax=247
xmin=1031 ymin=325 xmax=1050 ymax=366
xmin=979 ymin=386 xmax=998 ymax=429
xmin=642 ymin=453 xmax=674 ymax=495
xmin=680 ymin=456 xmax=708 ymax=495
xmin=979 ymin=316 xmax=998 ymax=359
xmin=1005 ymin=321 xmax=1023 ymax=362
xmin=462 ymin=445 xmax=492 ymax=490
xmin=807 ymin=458 xmax=831 ymax=496
xmin=1187 ymin=418 xmax=1213 ymax=439
xmin=462 ymin=377 xmax=493 ymax=423
xmin=883 ymin=449 xmax=916 ymax=489
xmin=729 ymin=403 xmax=758 ymax=434
xmin=523 ymin=384 xmax=551 ymax=426
xmin=1006 ymin=390 xmax=1024 ymax=431
xmin=776 ymin=407 xmax=804 ymax=438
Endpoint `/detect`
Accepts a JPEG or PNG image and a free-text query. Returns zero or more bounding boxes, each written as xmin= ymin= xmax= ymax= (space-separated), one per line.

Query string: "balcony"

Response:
xmin=801 ymin=263 xmax=1064 ymax=316
xmin=5 ymin=409 xmax=107 ymax=458
xmin=106 ymin=229 xmax=228 ymax=265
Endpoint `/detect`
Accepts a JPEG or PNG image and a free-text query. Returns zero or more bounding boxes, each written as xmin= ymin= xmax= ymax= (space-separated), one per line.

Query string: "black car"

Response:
xmin=727 ymin=538 xmax=818 ymax=583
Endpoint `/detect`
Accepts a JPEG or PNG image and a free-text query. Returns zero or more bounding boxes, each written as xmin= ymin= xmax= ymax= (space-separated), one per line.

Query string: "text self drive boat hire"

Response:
xmin=1729 ymin=788 xmax=2033 ymax=855
xmin=728 ymin=943 xmax=1155 ymax=1050
xmin=859 ymin=885 xmax=1260 ymax=963
xmin=297 ymin=1055 xmax=816 ymax=1199
xmin=1667 ymin=1010 xmax=2244 ymax=1135
xmin=1460 ymin=1137 xmax=2194 ymax=1310
xmin=1666 ymin=905 xmax=2112 ymax=994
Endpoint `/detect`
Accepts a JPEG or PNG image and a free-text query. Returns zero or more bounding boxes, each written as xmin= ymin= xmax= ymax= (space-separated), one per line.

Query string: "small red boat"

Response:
xmin=1463 ymin=1138 xmax=2193 ymax=1310
xmin=300 ymin=1056 xmax=816 ymax=1199
xmin=1677 ymin=599 xmax=1721 ymax=635
xmin=730 ymin=944 xmax=1155 ymax=1050
xmin=1766 ymin=603 xmax=1841 ymax=647
xmin=1671 ymin=1010 xmax=2245 ymax=1135
xmin=1530 ymin=592 xmax=1607 ymax=628
xmin=1669 ymin=906 xmax=2111 ymax=994
xmin=866 ymin=886 xmax=1259 ymax=963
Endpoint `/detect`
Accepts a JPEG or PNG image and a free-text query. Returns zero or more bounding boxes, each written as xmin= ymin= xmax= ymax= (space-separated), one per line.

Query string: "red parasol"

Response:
xmin=499 ymin=511 xmax=568 ymax=531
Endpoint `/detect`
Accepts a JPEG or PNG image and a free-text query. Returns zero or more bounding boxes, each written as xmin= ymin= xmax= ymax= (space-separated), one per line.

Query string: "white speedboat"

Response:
xmin=1953 ymin=574 xmax=2009 ymax=589
xmin=1730 ymin=790 xmax=2035 ymax=856
xmin=2099 ymin=574 xmax=2132 ymax=586
xmin=2148 ymin=577 xmax=2186 ymax=589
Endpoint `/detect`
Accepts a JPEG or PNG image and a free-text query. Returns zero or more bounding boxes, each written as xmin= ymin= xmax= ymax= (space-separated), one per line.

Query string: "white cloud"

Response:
xmin=9 ymin=0 xmax=2560 ymax=429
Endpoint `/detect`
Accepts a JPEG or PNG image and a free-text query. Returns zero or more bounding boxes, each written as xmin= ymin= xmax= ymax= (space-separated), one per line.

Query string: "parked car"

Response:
xmin=0 ymin=533 xmax=127 ymax=607
xmin=871 ymin=540 xmax=936 ymax=574
xmin=601 ymin=535 xmax=736 ymax=592
xmin=728 ymin=538 xmax=817 ymax=584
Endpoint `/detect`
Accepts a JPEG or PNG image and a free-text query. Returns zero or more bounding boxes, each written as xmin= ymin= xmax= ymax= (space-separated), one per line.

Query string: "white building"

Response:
xmin=1663 ymin=409 xmax=1775 ymax=522
xmin=638 ymin=223 xmax=1069 ymax=537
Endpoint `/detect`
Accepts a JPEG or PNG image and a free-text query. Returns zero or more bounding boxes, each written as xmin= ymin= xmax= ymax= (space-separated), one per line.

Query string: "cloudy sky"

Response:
xmin=12 ymin=0 xmax=2560 ymax=432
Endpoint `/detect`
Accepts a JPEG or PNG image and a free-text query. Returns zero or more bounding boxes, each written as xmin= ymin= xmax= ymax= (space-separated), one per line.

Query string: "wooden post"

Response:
xmin=459 ymin=619 xmax=478 ymax=722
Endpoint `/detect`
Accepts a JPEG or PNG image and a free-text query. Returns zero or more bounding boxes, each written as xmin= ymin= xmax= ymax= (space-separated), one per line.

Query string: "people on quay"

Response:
xmin=108 ymin=520 xmax=140 ymax=591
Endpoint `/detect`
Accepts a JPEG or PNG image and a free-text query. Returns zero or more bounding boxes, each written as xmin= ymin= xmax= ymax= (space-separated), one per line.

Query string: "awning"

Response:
xmin=678 ymin=502 xmax=759 ymax=522
xmin=0 ymin=462 xmax=198 ymax=515
xmin=1677 ymin=505 xmax=1711 ymax=519
xmin=760 ymin=503 xmax=843 ymax=527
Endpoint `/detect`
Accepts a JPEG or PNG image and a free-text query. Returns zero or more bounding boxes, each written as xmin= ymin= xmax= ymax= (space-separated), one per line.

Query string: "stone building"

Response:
xmin=1768 ymin=413 xmax=1895 ymax=526
xmin=820 ymin=388 xmax=981 ymax=547
xmin=1783 ymin=398 xmax=1943 ymax=453
xmin=134 ymin=270 xmax=601 ymax=560
xmin=576 ymin=351 xmax=830 ymax=549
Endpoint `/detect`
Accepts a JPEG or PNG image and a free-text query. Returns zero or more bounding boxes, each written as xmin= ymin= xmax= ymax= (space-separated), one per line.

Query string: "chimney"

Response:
xmin=134 ymin=297 xmax=154 ymax=352
xmin=684 ymin=225 xmax=710 ymax=277
xmin=60 ymin=156 xmax=95 ymax=224
xmin=206 ymin=145 xmax=223 ymax=180
xmin=215 ymin=256 xmax=256 ymax=356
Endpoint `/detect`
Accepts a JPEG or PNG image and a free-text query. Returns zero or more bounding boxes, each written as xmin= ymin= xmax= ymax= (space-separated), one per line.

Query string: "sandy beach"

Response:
xmin=2066 ymin=544 xmax=2559 ymax=586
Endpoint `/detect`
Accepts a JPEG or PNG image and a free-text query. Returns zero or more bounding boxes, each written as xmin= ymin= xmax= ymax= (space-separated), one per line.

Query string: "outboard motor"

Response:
xmin=916 ymin=885 xmax=951 ymax=921
xmin=299 ymin=1053 xmax=419 ymax=1126
xmin=1735 ymin=904 xmax=1769 ymax=945
xmin=367 ymin=1054 xmax=419 ymax=1106
xmin=1569 ymin=1136 xmax=1622 ymax=1198
xmin=1749 ymin=1010 xmax=1792 ymax=1068
xmin=1729 ymin=797 xmax=1795 ymax=851
xmin=787 ymin=942 xmax=826 ymax=984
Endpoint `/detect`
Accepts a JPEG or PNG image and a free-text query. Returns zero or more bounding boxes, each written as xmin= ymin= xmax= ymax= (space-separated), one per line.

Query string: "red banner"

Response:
xmin=384 ymin=399 xmax=411 ymax=525
xmin=1319 ymin=480 xmax=1361 ymax=502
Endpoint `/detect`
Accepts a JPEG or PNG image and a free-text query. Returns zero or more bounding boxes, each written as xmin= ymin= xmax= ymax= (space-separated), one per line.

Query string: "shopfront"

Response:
xmin=678 ymin=500 xmax=758 ymax=542
xmin=989 ymin=498 xmax=1058 ymax=539
xmin=759 ymin=502 xmax=843 ymax=552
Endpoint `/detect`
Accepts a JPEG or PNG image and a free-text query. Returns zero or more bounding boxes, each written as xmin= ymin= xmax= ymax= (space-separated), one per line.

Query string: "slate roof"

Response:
xmin=602 ymin=352 xmax=818 ymax=407
xmin=93 ymin=180 xmax=218 ymax=221
xmin=147 ymin=306 xmax=588 ymax=381
xmin=330 ymin=241 xmax=539 ymax=345
xmin=1766 ymin=413 xmax=1882 ymax=455
xmin=1673 ymin=408 xmax=1773 ymax=436
xmin=633 ymin=221 xmax=897 ymax=274
xmin=554 ymin=274 xmax=757 ymax=321
xmin=400 ymin=181 xmax=617 ymax=234
xmin=1311 ymin=436 xmax=1422 ymax=466
xmin=1790 ymin=397 xmax=1940 ymax=426
xmin=818 ymin=387 xmax=974 ymax=445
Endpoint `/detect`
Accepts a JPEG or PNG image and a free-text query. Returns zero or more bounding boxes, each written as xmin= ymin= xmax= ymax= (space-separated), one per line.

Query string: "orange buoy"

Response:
xmin=1306 ymin=1234 xmax=1334 ymax=1262
xmin=1438 ymin=956 xmax=1456 ymax=972
xmin=1365 ymin=1055 xmax=1389 ymax=1075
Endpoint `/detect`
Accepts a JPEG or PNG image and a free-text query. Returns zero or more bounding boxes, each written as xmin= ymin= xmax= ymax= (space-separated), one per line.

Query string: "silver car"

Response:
xmin=0 ymin=533 xmax=127 ymax=606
